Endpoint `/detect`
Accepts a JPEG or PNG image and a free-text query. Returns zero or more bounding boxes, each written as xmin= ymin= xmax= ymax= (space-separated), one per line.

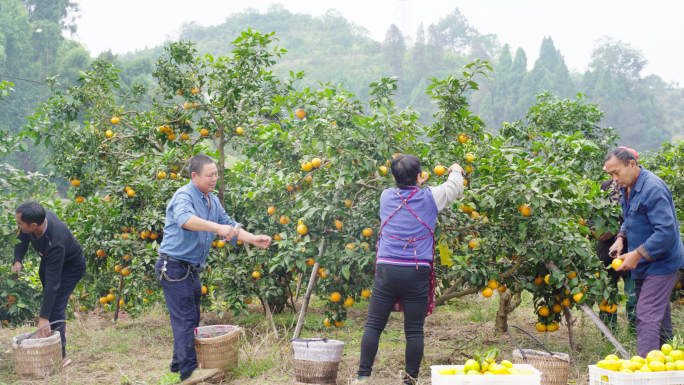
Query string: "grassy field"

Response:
xmin=1 ymin=291 xmax=682 ymax=384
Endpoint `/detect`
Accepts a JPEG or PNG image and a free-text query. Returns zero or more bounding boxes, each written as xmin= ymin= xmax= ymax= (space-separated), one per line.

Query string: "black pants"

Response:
xmin=155 ymin=258 xmax=201 ymax=381
xmin=40 ymin=260 xmax=86 ymax=357
xmin=358 ymin=264 xmax=430 ymax=380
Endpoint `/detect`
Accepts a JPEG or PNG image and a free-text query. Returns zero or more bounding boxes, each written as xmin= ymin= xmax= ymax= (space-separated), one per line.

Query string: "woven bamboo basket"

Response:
xmin=194 ymin=325 xmax=242 ymax=375
xmin=291 ymin=338 xmax=344 ymax=384
xmin=508 ymin=325 xmax=570 ymax=385
xmin=12 ymin=330 xmax=62 ymax=379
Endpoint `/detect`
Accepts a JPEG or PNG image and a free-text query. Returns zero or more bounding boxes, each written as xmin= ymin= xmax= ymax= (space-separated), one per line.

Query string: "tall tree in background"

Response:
xmin=433 ymin=8 xmax=475 ymax=52
xmin=382 ymin=24 xmax=405 ymax=79
xmin=503 ymin=48 xmax=527 ymax=123
xmin=590 ymin=37 xmax=647 ymax=83
xmin=425 ymin=24 xmax=443 ymax=72
xmin=24 ymin=0 xmax=80 ymax=33
xmin=412 ymin=23 xmax=427 ymax=76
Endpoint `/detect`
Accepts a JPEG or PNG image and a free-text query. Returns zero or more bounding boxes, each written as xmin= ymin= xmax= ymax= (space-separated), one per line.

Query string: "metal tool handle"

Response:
xmin=507 ymin=324 xmax=554 ymax=359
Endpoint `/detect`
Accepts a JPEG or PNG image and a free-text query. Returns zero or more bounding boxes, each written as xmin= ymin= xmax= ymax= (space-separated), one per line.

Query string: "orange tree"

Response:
xmin=426 ymin=81 xmax=624 ymax=336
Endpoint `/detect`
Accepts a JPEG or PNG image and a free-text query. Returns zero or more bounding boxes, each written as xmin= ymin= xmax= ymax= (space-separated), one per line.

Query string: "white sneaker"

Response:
xmin=180 ymin=368 xmax=219 ymax=385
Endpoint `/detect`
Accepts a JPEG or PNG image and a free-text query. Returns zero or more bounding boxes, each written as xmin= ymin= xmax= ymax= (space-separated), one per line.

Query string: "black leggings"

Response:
xmin=358 ymin=264 xmax=430 ymax=380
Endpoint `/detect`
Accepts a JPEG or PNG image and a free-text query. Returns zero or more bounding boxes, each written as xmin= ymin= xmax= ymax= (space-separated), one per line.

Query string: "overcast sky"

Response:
xmin=73 ymin=0 xmax=684 ymax=85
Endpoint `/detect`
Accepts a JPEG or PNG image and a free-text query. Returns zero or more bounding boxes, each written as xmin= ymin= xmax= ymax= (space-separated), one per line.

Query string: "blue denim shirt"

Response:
xmin=159 ymin=181 xmax=239 ymax=268
xmin=619 ymin=167 xmax=684 ymax=279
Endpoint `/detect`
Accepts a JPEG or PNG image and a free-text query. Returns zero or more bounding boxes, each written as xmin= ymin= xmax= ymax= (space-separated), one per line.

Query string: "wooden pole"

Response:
xmin=546 ymin=261 xmax=629 ymax=358
xmin=113 ymin=274 xmax=124 ymax=321
xmin=293 ymin=238 xmax=325 ymax=340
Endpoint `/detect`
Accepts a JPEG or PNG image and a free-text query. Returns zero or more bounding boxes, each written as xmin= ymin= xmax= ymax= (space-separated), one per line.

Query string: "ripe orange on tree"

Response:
xmin=75 ymin=196 xmax=85 ymax=203
xmin=119 ymin=299 xmax=125 ymax=307
xmin=434 ymin=165 xmax=446 ymax=176
xmin=487 ymin=280 xmax=499 ymax=290
xmin=421 ymin=171 xmax=429 ymax=180
xmin=534 ymin=276 xmax=543 ymax=285
xmin=252 ymin=271 xmax=261 ymax=279
xmin=567 ymin=271 xmax=577 ymax=279
xmin=297 ymin=224 xmax=308 ymax=235
xmin=149 ymin=232 xmax=158 ymax=240
xmin=361 ymin=289 xmax=371 ymax=298
xmin=562 ymin=298 xmax=571 ymax=307
xmin=311 ymin=157 xmax=322 ymax=168
xmin=519 ymin=204 xmax=532 ymax=217
xmin=344 ymin=297 xmax=355 ymax=307
xmin=468 ymin=239 xmax=480 ymax=249
xmin=274 ymin=234 xmax=283 ymax=241
xmin=121 ymin=268 xmax=131 ymax=276
xmin=71 ymin=178 xmax=81 ymax=187
xmin=180 ymin=133 xmax=190 ymax=140
xmin=105 ymin=130 xmax=114 ymax=138
xmin=127 ymin=189 xmax=135 ymax=197
xmin=344 ymin=199 xmax=352 ymax=208
xmin=378 ymin=165 xmax=387 ymax=175
xmin=333 ymin=220 xmax=343 ymax=230
xmin=279 ymin=215 xmax=290 ymax=225
xmin=481 ymin=287 xmax=494 ymax=297
xmin=605 ymin=303 xmax=617 ymax=313
xmin=547 ymin=322 xmax=560 ymax=332
xmin=202 ymin=286 xmax=208 ymax=295
xmin=330 ymin=292 xmax=342 ymax=302
xmin=295 ymin=108 xmax=306 ymax=119
xmin=200 ymin=128 xmax=209 ymax=136
xmin=111 ymin=116 xmax=119 ymax=124
xmin=302 ymin=161 xmax=312 ymax=172
xmin=362 ymin=228 xmax=373 ymax=237
xmin=191 ymin=88 xmax=199 ymax=94
xmin=267 ymin=206 xmax=276 ymax=215
xmin=216 ymin=240 xmax=226 ymax=248
xmin=96 ymin=249 xmax=106 ymax=258
xmin=306 ymin=257 xmax=315 ymax=266
xmin=544 ymin=274 xmax=551 ymax=285
xmin=334 ymin=320 xmax=343 ymax=327
xmin=535 ymin=323 xmax=547 ymax=332
xmin=553 ymin=304 xmax=562 ymax=313
xmin=538 ymin=306 xmax=550 ymax=317
xmin=106 ymin=293 xmax=115 ymax=302
xmin=236 ymin=126 xmax=244 ymax=135
xmin=99 ymin=297 xmax=108 ymax=304
xmin=573 ymin=292 xmax=584 ymax=303
xmin=465 ymin=153 xmax=475 ymax=163
xmin=464 ymin=165 xmax=474 ymax=173
xmin=497 ymin=285 xmax=507 ymax=293
xmin=458 ymin=133 xmax=468 ymax=143
xmin=114 ymin=265 xmax=122 ymax=273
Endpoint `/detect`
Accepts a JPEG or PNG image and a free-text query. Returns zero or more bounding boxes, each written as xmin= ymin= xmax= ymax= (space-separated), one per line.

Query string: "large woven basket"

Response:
xmin=508 ymin=325 xmax=570 ymax=385
xmin=194 ymin=325 xmax=242 ymax=375
xmin=12 ymin=330 xmax=62 ymax=379
xmin=290 ymin=338 xmax=344 ymax=384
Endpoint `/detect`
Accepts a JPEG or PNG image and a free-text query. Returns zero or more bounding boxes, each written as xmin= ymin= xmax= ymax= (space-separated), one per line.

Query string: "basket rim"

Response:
xmin=512 ymin=348 xmax=570 ymax=362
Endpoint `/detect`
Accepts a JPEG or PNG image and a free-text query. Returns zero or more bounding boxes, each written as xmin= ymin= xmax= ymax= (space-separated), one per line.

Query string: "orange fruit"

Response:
xmin=434 ymin=165 xmax=446 ymax=176
xmin=106 ymin=293 xmax=115 ymax=302
xmin=547 ymin=322 xmax=560 ymax=332
xmin=520 ymin=204 xmax=532 ymax=217
xmin=487 ymin=280 xmax=499 ymax=290
xmin=562 ymin=298 xmax=571 ymax=307
xmin=573 ymin=292 xmax=584 ymax=303
xmin=295 ymin=108 xmax=306 ymax=119
xmin=99 ymin=297 xmax=108 ymax=304
xmin=202 ymin=286 xmax=208 ymax=295
xmin=105 ymin=130 xmax=114 ymax=138
xmin=96 ymin=249 xmax=106 ymax=258
xmin=200 ymin=128 xmax=209 ymax=136
xmin=121 ymin=268 xmax=131 ymax=276
xmin=535 ymin=323 xmax=547 ymax=332
xmin=334 ymin=220 xmax=343 ymax=230
xmin=334 ymin=320 xmax=343 ymax=327
xmin=324 ymin=318 xmax=332 ymax=327
xmin=236 ymin=126 xmax=244 ymax=135
xmin=344 ymin=297 xmax=354 ymax=307
xmin=544 ymin=274 xmax=551 ymax=285
xmin=465 ymin=153 xmax=475 ymax=163
xmin=344 ymin=199 xmax=352 ymax=208
xmin=127 ymin=189 xmax=135 ymax=197
xmin=481 ymin=287 xmax=494 ymax=297
xmin=246 ymin=298 xmax=253 ymax=304
xmin=605 ymin=303 xmax=617 ymax=313
xmin=176 ymin=90 xmax=183 ymax=95
xmin=345 ymin=244 xmax=355 ymax=250
xmin=297 ymin=224 xmax=308 ymax=235
xmin=330 ymin=292 xmax=342 ymax=302
xmin=119 ymin=299 xmax=125 ymax=307
xmin=553 ymin=304 xmax=562 ymax=313
xmin=465 ymin=165 xmax=474 ymax=173
xmin=274 ymin=234 xmax=282 ymax=241
xmin=302 ymin=162 xmax=312 ymax=172
xmin=538 ymin=306 xmax=550 ymax=317
xmin=114 ymin=265 xmax=122 ymax=273
xmin=311 ymin=157 xmax=322 ymax=168
xmin=306 ymin=257 xmax=315 ymax=266
xmin=421 ymin=171 xmax=430 ymax=181
xmin=279 ymin=215 xmax=290 ymax=225
xmin=612 ymin=259 xmax=623 ymax=270
xmin=458 ymin=133 xmax=468 ymax=143
xmin=252 ymin=271 xmax=261 ymax=279
xmin=304 ymin=175 xmax=312 ymax=183
xmin=75 ymin=196 xmax=85 ymax=203
xmin=362 ymin=228 xmax=373 ymax=237
xmin=361 ymin=289 xmax=371 ymax=298
xmin=149 ymin=232 xmax=158 ymax=240
xmin=468 ymin=239 xmax=480 ymax=249
xmin=111 ymin=116 xmax=119 ymax=124
xmin=267 ymin=206 xmax=276 ymax=215
xmin=167 ymin=133 xmax=177 ymax=140
xmin=180 ymin=133 xmax=190 ymax=140
xmin=71 ymin=179 xmax=81 ymax=187
xmin=498 ymin=285 xmax=507 ymax=293
xmin=216 ymin=240 xmax=225 ymax=248
xmin=567 ymin=271 xmax=577 ymax=279
xmin=534 ymin=277 xmax=543 ymax=285
xmin=378 ymin=165 xmax=387 ymax=175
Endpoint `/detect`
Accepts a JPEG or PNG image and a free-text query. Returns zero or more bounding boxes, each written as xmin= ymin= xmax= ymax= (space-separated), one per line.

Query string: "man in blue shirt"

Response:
xmin=156 ymin=154 xmax=271 ymax=384
xmin=605 ymin=148 xmax=684 ymax=358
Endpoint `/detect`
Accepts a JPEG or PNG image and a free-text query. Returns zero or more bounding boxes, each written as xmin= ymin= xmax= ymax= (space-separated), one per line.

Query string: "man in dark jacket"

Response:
xmin=12 ymin=201 xmax=86 ymax=367
xmin=605 ymin=148 xmax=684 ymax=357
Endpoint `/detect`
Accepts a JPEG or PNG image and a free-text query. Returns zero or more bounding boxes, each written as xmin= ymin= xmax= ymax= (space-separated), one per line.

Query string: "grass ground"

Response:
xmin=1 ymin=292 xmax=682 ymax=384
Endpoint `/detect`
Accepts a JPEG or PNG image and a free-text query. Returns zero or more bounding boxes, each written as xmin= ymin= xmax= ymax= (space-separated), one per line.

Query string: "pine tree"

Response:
xmin=478 ymin=92 xmax=495 ymax=128
xmin=412 ymin=23 xmax=427 ymax=76
xmin=382 ymin=24 xmax=405 ymax=78
xmin=425 ymin=24 xmax=443 ymax=72
xmin=503 ymin=47 xmax=527 ymax=122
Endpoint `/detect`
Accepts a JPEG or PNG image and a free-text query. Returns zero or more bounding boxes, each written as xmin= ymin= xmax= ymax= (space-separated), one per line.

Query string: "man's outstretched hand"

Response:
xmin=251 ymin=234 xmax=272 ymax=250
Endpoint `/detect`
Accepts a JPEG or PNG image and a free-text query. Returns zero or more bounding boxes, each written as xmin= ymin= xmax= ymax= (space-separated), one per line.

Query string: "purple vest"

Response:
xmin=376 ymin=187 xmax=438 ymax=265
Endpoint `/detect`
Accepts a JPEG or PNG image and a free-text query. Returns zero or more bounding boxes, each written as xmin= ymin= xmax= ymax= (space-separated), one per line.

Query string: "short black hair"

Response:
xmin=188 ymin=154 xmax=216 ymax=176
xmin=390 ymin=154 xmax=422 ymax=188
xmin=605 ymin=148 xmax=637 ymax=165
xmin=16 ymin=201 xmax=46 ymax=225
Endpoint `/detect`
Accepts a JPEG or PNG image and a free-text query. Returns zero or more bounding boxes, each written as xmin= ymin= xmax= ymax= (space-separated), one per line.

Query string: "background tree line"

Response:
xmin=1 ymin=2 xmax=682 ymax=176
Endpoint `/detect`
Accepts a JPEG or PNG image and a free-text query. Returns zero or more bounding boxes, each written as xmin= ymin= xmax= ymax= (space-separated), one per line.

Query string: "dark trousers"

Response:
xmin=634 ymin=272 xmax=678 ymax=358
xmin=155 ymin=258 xmax=201 ymax=381
xmin=358 ymin=264 xmax=430 ymax=381
xmin=40 ymin=260 xmax=86 ymax=358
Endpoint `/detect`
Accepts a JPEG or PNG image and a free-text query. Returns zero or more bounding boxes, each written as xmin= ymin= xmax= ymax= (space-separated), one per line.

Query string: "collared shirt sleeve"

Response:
xmin=429 ymin=171 xmax=465 ymax=212
xmin=639 ymin=186 xmax=678 ymax=261
xmin=217 ymin=202 xmax=240 ymax=246
xmin=39 ymin=242 xmax=65 ymax=319
xmin=173 ymin=192 xmax=196 ymax=228
xmin=13 ymin=231 xmax=30 ymax=264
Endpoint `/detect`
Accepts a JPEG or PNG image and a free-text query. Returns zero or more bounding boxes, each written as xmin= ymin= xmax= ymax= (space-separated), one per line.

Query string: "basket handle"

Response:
xmin=17 ymin=320 xmax=66 ymax=345
xmin=507 ymin=325 xmax=554 ymax=359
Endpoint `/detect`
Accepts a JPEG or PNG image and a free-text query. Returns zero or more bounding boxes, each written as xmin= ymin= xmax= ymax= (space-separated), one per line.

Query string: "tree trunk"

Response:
xmin=563 ymin=306 xmax=578 ymax=352
xmin=113 ymin=274 xmax=124 ymax=321
xmin=494 ymin=291 xmax=512 ymax=333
